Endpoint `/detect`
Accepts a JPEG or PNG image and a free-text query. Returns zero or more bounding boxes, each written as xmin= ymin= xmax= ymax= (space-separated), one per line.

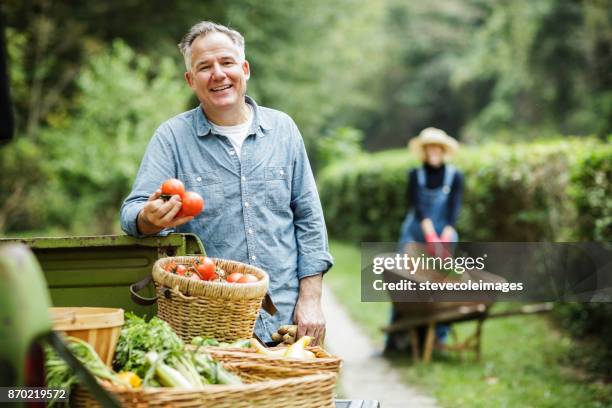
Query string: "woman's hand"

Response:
xmin=420 ymin=218 xmax=439 ymax=255
xmin=421 ymin=218 xmax=438 ymax=237
xmin=440 ymin=226 xmax=457 ymax=243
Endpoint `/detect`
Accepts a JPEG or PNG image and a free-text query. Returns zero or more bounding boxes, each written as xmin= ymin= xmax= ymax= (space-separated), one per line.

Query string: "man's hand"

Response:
xmin=136 ymin=189 xmax=194 ymax=235
xmin=294 ymin=274 xmax=325 ymax=346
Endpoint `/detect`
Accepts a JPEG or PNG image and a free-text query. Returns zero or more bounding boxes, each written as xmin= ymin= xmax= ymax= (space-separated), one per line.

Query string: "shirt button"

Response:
xmin=229 ymin=150 xmax=235 ymax=155
xmin=251 ymin=256 xmax=257 ymax=261
xmin=244 ymin=202 xmax=250 ymax=207
xmin=196 ymin=176 xmax=202 ymax=182
xmin=279 ymin=170 xmax=284 ymax=175
xmin=248 ymin=228 xmax=253 ymax=234
xmin=241 ymin=176 xmax=246 ymax=181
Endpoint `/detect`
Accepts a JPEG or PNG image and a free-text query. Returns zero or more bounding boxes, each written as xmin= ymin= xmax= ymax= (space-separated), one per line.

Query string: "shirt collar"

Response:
xmin=195 ymin=95 xmax=272 ymax=137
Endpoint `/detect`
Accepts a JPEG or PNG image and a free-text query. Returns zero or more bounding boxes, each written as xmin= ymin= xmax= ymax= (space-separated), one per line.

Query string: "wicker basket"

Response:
xmin=221 ymin=361 xmax=325 ymax=383
xmin=71 ymin=370 xmax=337 ymax=408
xmin=200 ymin=345 xmax=342 ymax=374
xmin=152 ymin=257 xmax=269 ymax=343
xmin=50 ymin=307 xmax=124 ymax=367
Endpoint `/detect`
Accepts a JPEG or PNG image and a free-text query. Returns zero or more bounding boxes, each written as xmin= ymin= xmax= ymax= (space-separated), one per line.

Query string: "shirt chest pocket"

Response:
xmin=265 ymin=166 xmax=290 ymax=211
xmin=180 ymin=171 xmax=224 ymax=217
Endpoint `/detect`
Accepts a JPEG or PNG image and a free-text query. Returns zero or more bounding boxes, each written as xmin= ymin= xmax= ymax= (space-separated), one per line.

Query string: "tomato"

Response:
xmin=177 ymin=191 xmax=204 ymax=217
xmin=237 ymin=274 xmax=259 ymax=284
xmin=175 ymin=265 xmax=187 ymax=276
xmin=196 ymin=257 xmax=216 ymax=280
xmin=165 ymin=261 xmax=177 ymax=273
xmin=206 ymin=271 xmax=218 ymax=281
xmin=161 ymin=178 xmax=185 ymax=198
xmin=226 ymin=272 xmax=244 ymax=283
xmin=186 ymin=272 xmax=201 ymax=280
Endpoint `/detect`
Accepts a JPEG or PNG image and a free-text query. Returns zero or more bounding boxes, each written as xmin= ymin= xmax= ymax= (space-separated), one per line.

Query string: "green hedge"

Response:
xmin=556 ymin=148 xmax=612 ymax=376
xmin=318 ymin=138 xmax=611 ymax=242
xmin=553 ymin=303 xmax=612 ymax=376
xmin=570 ymin=147 xmax=612 ymax=241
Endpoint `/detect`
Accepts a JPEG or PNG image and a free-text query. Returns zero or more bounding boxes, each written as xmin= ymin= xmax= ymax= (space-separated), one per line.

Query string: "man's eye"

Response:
xmin=223 ymin=61 xmax=234 ymax=66
xmin=200 ymin=66 xmax=210 ymax=71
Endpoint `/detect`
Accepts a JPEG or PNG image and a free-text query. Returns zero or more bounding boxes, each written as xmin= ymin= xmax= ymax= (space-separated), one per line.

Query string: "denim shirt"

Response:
xmin=120 ymin=96 xmax=333 ymax=342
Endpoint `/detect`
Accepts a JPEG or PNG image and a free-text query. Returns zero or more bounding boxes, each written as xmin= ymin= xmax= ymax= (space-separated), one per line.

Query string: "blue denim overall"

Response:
xmin=387 ymin=164 xmax=457 ymax=350
xmin=398 ymin=164 xmax=458 ymax=249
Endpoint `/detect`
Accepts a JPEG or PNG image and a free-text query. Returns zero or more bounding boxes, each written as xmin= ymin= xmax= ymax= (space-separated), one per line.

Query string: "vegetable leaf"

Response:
xmin=113 ymin=313 xmax=183 ymax=377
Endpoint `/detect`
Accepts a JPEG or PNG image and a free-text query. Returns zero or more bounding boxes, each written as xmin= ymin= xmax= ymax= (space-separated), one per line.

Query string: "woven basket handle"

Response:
xmin=130 ymin=275 xmax=158 ymax=306
xmin=172 ymin=285 xmax=196 ymax=300
xmin=262 ymin=293 xmax=277 ymax=316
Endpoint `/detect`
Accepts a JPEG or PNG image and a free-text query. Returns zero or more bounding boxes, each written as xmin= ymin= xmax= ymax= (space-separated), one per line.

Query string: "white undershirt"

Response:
xmin=210 ymin=105 xmax=253 ymax=159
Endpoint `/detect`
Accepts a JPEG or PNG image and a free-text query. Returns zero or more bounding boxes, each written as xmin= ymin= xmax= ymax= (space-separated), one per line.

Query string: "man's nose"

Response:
xmin=211 ymin=63 xmax=226 ymax=80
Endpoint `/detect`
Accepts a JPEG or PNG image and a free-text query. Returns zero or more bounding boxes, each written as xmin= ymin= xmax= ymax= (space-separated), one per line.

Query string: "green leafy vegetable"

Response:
xmin=191 ymin=336 xmax=219 ymax=347
xmin=45 ymin=336 xmax=125 ymax=406
xmin=145 ymin=351 xmax=196 ymax=388
xmin=113 ymin=313 xmax=183 ymax=378
xmin=114 ymin=313 xmax=241 ymax=387
xmin=228 ymin=339 xmax=252 ymax=348
xmin=193 ymin=352 xmax=242 ymax=385
xmin=190 ymin=336 xmax=250 ymax=348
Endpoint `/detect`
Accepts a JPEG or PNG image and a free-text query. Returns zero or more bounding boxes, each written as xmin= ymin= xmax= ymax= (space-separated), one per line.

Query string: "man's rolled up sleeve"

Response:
xmin=120 ymin=130 xmax=177 ymax=238
xmin=120 ymin=200 xmax=146 ymax=238
xmin=289 ymin=122 xmax=334 ymax=280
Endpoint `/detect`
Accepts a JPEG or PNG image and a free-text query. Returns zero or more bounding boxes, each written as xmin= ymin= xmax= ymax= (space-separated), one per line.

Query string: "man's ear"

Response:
xmin=242 ymin=60 xmax=250 ymax=81
xmin=184 ymin=71 xmax=195 ymax=89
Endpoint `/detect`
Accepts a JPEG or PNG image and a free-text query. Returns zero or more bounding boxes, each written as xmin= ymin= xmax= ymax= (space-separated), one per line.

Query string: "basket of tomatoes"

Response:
xmin=152 ymin=256 xmax=269 ymax=343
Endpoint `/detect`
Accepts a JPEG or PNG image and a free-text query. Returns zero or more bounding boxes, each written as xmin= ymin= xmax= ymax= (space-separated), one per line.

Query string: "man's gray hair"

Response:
xmin=178 ymin=21 xmax=245 ymax=70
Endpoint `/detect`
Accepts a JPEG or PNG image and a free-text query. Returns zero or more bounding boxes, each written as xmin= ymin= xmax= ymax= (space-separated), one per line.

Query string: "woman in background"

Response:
xmin=385 ymin=127 xmax=464 ymax=353
xmin=399 ymin=127 xmax=463 ymax=252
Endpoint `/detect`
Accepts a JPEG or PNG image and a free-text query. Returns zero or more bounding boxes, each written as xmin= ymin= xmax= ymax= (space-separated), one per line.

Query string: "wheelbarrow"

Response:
xmin=377 ymin=245 xmax=552 ymax=363
xmin=380 ymin=254 xmax=495 ymax=362
xmin=380 ymin=254 xmax=552 ymax=363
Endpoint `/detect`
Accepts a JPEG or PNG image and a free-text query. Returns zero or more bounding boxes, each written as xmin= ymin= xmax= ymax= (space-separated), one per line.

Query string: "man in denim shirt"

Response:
xmin=120 ymin=21 xmax=333 ymax=344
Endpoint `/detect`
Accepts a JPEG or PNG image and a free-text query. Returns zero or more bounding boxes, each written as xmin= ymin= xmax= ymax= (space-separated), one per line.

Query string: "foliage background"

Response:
xmin=1 ymin=0 xmax=611 ymax=391
xmin=2 ymin=0 xmax=610 ymax=236
xmin=318 ymin=138 xmax=611 ymax=243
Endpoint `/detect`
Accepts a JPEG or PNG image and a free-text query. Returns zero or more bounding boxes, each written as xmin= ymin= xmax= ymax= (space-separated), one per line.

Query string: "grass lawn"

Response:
xmin=326 ymin=240 xmax=612 ymax=408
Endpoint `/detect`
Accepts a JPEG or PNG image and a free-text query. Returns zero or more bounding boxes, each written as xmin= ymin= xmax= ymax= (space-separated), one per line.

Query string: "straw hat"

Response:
xmin=408 ymin=127 xmax=459 ymax=159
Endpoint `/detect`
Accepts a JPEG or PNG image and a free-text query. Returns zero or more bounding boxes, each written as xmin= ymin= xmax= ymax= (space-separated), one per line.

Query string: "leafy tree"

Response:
xmin=2 ymin=0 xmax=610 ymax=234
xmin=3 ymin=0 xmax=223 ymax=137
xmin=360 ymin=0 xmax=611 ymax=148
xmin=0 ymin=40 xmax=190 ymax=234
xmin=41 ymin=41 xmax=191 ymax=233
xmin=359 ymin=0 xmax=486 ymax=149
xmin=223 ymin=0 xmax=390 ymax=147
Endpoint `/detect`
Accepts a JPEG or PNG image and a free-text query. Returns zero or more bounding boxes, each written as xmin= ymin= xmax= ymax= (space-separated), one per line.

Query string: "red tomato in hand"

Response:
xmin=178 ymin=191 xmax=204 ymax=217
xmin=161 ymin=178 xmax=185 ymax=198
xmin=176 ymin=264 xmax=187 ymax=276
xmin=226 ymin=272 xmax=244 ymax=283
xmin=237 ymin=274 xmax=259 ymax=284
xmin=196 ymin=257 xmax=216 ymax=280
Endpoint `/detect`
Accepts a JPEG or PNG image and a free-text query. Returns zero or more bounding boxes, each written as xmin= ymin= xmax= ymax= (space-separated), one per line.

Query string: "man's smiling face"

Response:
xmin=185 ymin=32 xmax=250 ymax=114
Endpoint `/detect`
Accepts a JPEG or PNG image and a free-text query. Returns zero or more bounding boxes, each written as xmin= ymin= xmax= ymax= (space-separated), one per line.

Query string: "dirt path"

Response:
xmin=322 ymin=285 xmax=439 ymax=408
